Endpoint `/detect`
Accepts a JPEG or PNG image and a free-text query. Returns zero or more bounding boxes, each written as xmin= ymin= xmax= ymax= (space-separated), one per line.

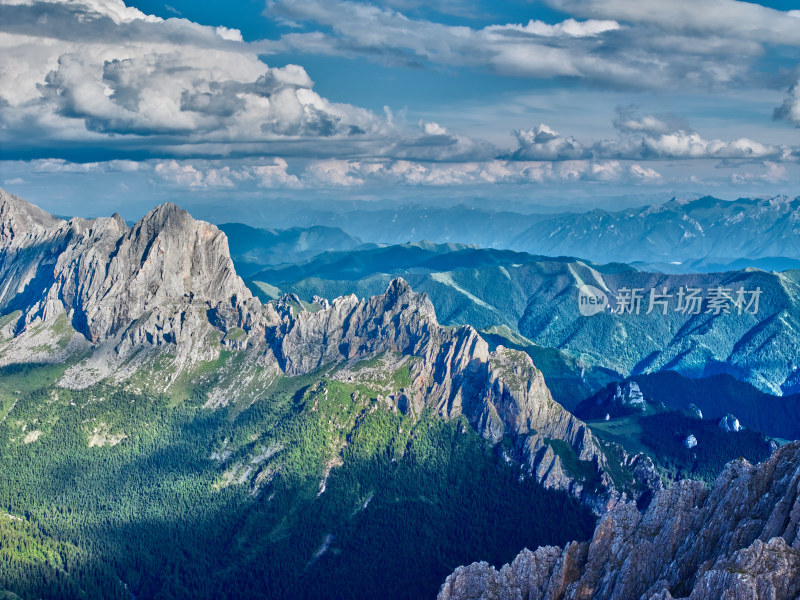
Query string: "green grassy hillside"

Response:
xmin=0 ymin=360 xmax=595 ymax=600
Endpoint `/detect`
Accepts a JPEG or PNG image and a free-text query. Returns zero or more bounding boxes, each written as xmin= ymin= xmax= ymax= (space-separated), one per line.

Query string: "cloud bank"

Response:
xmin=265 ymin=0 xmax=800 ymax=91
xmin=509 ymin=109 xmax=793 ymax=162
xmin=0 ymin=0 xmax=389 ymax=156
xmin=0 ymin=0 xmax=798 ymax=205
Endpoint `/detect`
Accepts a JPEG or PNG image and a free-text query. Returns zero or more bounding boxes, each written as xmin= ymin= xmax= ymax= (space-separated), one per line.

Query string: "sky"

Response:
xmin=0 ymin=0 xmax=799 ymax=220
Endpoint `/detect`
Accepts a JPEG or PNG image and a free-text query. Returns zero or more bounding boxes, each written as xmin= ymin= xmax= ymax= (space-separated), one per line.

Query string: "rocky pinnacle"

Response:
xmin=438 ymin=440 xmax=800 ymax=600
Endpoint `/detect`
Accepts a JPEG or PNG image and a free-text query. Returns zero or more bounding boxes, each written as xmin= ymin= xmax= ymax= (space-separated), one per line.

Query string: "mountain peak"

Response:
xmin=0 ymin=193 xmax=252 ymax=346
xmin=0 ymin=187 xmax=63 ymax=232
xmin=386 ymin=277 xmax=412 ymax=298
xmin=136 ymin=201 xmax=188 ymax=229
xmin=110 ymin=212 xmax=127 ymax=230
xmin=149 ymin=201 xmax=184 ymax=216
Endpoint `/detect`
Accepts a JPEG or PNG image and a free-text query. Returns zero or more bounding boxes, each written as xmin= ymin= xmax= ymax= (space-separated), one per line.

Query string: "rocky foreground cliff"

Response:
xmin=439 ymin=440 xmax=800 ymax=600
xmin=0 ymin=189 xmax=651 ymax=509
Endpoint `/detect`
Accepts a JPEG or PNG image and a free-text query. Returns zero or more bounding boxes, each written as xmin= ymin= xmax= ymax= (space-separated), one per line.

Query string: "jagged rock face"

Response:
xmin=479 ymin=349 xmax=606 ymax=496
xmin=260 ymin=283 xmax=615 ymax=503
xmin=0 ymin=190 xmax=76 ymax=323
xmin=614 ymin=381 xmax=645 ymax=410
xmin=485 ymin=350 xmax=588 ymax=445
xmin=276 ymin=278 xmax=437 ymax=375
xmin=438 ymin=441 xmax=800 ymax=600
xmin=413 ymin=326 xmax=490 ymax=422
xmin=393 ymin=336 xmax=614 ymax=503
xmin=0 ymin=190 xmax=251 ymax=343
xmin=207 ymin=267 xmax=605 ymax=497
xmin=410 ymin=338 xmax=596 ymax=457
xmin=76 ymin=202 xmax=250 ymax=341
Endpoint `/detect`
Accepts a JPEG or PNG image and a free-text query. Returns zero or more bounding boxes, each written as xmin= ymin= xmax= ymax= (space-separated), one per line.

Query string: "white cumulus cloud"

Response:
xmin=774 ymin=81 xmax=800 ymax=126
xmin=510 ymin=110 xmax=791 ymax=162
xmin=510 ymin=125 xmax=588 ymax=160
xmin=0 ymin=0 xmax=386 ymax=154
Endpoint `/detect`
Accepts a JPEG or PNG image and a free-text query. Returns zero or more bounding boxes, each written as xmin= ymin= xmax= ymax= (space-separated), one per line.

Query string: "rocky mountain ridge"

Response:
xmin=0 ymin=189 xmax=649 ymax=509
xmin=439 ymin=440 xmax=800 ymax=600
xmin=256 ymin=244 xmax=800 ymax=396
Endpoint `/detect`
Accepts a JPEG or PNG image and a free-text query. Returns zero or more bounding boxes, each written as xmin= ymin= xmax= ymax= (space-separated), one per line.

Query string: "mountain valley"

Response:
xmin=0 ymin=188 xmax=797 ymax=600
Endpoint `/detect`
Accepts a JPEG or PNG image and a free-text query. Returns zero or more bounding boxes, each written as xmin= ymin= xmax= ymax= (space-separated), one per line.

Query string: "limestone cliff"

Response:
xmin=0 ymin=190 xmax=254 ymax=379
xmin=439 ymin=441 xmax=800 ymax=600
xmin=0 ymin=191 xmax=249 ymax=335
xmin=252 ymin=279 xmax=620 ymax=504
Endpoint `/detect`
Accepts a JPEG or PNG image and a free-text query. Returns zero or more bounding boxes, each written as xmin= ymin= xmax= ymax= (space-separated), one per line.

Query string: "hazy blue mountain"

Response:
xmin=225 ymin=195 xmax=800 ymax=272
xmin=249 ymin=240 xmax=479 ymax=283
xmin=633 ymin=256 xmax=800 ymax=274
xmin=246 ymin=244 xmax=556 ymax=331
xmin=218 ymin=223 xmax=366 ymax=276
xmin=517 ymin=265 xmax=800 ymax=396
xmin=784 ymin=269 xmax=800 ymax=284
xmin=509 ymin=196 xmax=800 ymax=266
xmin=254 ymin=203 xmax=533 ymax=251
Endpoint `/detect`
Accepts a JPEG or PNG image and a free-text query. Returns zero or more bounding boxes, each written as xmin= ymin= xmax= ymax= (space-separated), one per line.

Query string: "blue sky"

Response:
xmin=0 ymin=0 xmax=799 ymax=220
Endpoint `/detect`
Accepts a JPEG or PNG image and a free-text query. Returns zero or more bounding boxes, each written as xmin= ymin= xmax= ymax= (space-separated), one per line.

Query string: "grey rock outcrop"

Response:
xmin=719 ymin=413 xmax=742 ymax=432
xmin=614 ymin=381 xmax=645 ymax=410
xmin=0 ymin=191 xmax=249 ymax=334
xmin=438 ymin=440 xmax=800 ymax=600
xmin=0 ymin=189 xmax=254 ymax=377
xmin=275 ymin=278 xmax=436 ymax=375
xmin=260 ymin=279 xmax=619 ymax=504
xmin=423 ymin=340 xmax=611 ymax=501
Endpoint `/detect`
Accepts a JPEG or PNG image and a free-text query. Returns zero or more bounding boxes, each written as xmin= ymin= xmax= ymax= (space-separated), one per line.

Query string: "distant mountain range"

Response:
xmin=231 ymin=195 xmax=800 ymax=272
xmin=509 ymin=196 xmax=800 ymax=267
xmin=218 ymin=222 xmax=366 ymax=277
